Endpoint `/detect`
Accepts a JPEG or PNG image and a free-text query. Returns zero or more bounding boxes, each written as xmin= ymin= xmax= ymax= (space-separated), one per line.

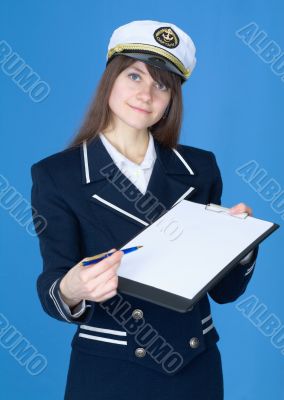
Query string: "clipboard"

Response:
xmin=117 ymin=200 xmax=279 ymax=312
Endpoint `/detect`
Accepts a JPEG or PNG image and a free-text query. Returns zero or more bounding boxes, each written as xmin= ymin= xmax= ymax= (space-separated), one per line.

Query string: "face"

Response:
xmin=108 ymin=60 xmax=171 ymax=131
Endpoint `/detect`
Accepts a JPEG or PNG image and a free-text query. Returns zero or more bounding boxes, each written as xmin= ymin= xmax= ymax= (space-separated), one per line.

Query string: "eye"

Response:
xmin=128 ymin=73 xmax=141 ymax=81
xmin=155 ymin=81 xmax=168 ymax=91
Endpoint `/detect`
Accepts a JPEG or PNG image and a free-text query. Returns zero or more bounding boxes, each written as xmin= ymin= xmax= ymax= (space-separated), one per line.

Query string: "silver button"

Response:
xmin=132 ymin=309 xmax=143 ymax=320
xmin=189 ymin=337 xmax=200 ymax=349
xmin=135 ymin=347 xmax=146 ymax=358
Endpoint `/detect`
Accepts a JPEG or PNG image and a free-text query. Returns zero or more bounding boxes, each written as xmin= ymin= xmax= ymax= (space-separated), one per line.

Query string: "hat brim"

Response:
xmin=108 ymin=52 xmax=185 ymax=83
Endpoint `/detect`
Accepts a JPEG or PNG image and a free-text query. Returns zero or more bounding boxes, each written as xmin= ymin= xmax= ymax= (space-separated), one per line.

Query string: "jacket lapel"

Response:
xmin=81 ymin=135 xmax=198 ymax=227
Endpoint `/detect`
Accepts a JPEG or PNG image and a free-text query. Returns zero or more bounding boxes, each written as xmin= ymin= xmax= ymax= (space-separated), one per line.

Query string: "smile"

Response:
xmin=129 ymin=105 xmax=151 ymax=114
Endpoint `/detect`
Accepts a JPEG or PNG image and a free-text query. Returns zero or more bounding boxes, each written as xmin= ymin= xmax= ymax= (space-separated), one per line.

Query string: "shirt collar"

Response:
xmin=99 ymin=131 xmax=156 ymax=170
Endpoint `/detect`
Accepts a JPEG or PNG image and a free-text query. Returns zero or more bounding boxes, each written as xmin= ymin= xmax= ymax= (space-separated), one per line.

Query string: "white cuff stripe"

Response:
xmin=203 ymin=323 xmax=214 ymax=335
xmin=57 ymin=291 xmax=86 ymax=318
xmin=245 ymin=261 xmax=256 ymax=276
xmin=201 ymin=314 xmax=212 ymax=325
xmin=79 ymin=333 xmax=127 ymax=345
xmin=49 ymin=279 xmax=71 ymax=322
xmin=69 ymin=300 xmax=86 ymax=318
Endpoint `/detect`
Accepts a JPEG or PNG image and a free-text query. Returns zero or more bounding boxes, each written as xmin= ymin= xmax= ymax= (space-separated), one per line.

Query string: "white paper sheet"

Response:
xmin=118 ymin=200 xmax=274 ymax=300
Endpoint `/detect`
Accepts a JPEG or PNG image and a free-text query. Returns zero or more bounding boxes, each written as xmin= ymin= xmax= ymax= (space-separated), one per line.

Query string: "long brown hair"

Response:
xmin=68 ymin=55 xmax=183 ymax=149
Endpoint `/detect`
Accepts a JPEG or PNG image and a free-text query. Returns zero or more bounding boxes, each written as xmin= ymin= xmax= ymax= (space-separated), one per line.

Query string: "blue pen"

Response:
xmin=82 ymin=245 xmax=143 ymax=266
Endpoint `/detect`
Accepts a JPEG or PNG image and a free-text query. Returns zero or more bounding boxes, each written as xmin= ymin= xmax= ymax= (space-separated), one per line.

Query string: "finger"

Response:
xmin=81 ymin=251 xmax=123 ymax=280
xmin=229 ymin=203 xmax=251 ymax=215
xmin=81 ymin=248 xmax=117 ymax=264
xmin=91 ymin=276 xmax=119 ymax=301
xmin=243 ymin=206 xmax=253 ymax=216
xmin=96 ymin=275 xmax=118 ymax=294
xmin=87 ymin=265 xmax=119 ymax=289
xmin=229 ymin=203 xmax=243 ymax=212
xmin=95 ymin=289 xmax=118 ymax=303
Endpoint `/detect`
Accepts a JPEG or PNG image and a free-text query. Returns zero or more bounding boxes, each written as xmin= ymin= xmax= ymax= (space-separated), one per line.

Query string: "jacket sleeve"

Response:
xmin=31 ymin=161 xmax=95 ymax=324
xmin=207 ymin=152 xmax=259 ymax=304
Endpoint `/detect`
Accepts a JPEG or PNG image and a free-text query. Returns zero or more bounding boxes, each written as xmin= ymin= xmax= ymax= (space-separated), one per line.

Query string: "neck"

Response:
xmin=101 ymin=121 xmax=150 ymax=164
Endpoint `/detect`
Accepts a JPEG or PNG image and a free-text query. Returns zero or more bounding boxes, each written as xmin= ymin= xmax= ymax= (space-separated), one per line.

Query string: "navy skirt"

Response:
xmin=64 ymin=344 xmax=223 ymax=400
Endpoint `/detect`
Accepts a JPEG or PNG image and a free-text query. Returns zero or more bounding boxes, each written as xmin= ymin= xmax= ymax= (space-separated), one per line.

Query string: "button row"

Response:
xmin=134 ymin=337 xmax=200 ymax=358
xmin=131 ymin=309 xmax=199 ymax=357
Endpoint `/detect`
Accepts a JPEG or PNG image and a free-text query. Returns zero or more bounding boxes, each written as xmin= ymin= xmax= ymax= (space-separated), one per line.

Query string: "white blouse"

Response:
xmin=99 ymin=131 xmax=156 ymax=195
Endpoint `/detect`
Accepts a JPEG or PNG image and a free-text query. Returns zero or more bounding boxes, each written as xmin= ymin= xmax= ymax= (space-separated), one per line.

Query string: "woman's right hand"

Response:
xmin=59 ymin=249 xmax=124 ymax=308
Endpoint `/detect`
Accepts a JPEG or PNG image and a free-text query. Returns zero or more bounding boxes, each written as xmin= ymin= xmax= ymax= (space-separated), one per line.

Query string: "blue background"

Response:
xmin=1 ymin=1 xmax=283 ymax=398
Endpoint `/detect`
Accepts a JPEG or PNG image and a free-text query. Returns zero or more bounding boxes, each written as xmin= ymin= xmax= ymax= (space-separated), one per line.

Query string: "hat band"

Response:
xmin=107 ymin=43 xmax=191 ymax=79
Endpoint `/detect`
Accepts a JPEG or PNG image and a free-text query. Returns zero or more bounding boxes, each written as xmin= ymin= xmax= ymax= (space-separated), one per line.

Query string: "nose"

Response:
xmin=136 ymin=82 xmax=153 ymax=102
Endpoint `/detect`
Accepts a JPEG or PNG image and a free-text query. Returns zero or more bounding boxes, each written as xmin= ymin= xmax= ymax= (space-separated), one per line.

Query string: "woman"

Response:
xmin=31 ymin=20 xmax=258 ymax=400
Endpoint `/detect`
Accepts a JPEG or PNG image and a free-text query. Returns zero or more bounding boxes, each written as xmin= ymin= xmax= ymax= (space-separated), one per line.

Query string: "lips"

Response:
xmin=129 ymin=105 xmax=151 ymax=114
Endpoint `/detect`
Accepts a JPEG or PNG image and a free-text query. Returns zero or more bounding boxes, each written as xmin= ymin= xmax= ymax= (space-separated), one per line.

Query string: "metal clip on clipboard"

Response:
xmin=205 ymin=203 xmax=248 ymax=219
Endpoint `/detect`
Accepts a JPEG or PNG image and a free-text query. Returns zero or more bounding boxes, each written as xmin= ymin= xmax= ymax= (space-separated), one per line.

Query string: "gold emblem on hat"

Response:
xmin=153 ymin=27 xmax=179 ymax=49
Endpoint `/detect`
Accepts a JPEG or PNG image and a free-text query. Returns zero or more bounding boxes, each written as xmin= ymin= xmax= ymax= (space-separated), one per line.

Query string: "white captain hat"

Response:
xmin=106 ymin=20 xmax=197 ymax=83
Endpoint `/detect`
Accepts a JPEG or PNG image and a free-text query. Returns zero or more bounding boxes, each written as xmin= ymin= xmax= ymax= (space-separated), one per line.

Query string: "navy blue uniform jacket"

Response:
xmin=31 ymin=135 xmax=258 ymax=376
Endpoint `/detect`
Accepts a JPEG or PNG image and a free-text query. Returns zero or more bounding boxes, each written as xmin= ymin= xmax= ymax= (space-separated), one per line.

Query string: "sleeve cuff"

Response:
xmin=57 ymin=290 xmax=87 ymax=318
xmin=239 ymin=250 xmax=254 ymax=265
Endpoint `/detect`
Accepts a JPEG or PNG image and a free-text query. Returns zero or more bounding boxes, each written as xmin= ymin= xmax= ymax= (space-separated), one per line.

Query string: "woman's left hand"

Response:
xmin=229 ymin=202 xmax=253 ymax=217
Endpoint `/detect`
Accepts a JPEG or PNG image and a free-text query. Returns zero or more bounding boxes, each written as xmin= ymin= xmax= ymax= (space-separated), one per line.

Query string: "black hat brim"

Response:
xmin=108 ymin=52 xmax=185 ymax=83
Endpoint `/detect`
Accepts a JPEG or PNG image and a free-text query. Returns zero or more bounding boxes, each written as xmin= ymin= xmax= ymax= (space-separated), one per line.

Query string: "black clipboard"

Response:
xmin=117 ymin=201 xmax=279 ymax=313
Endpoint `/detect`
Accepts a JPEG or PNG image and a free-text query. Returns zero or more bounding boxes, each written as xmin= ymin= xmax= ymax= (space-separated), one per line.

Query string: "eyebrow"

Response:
xmin=128 ymin=66 xmax=147 ymax=75
xmin=128 ymin=65 xmax=168 ymax=87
